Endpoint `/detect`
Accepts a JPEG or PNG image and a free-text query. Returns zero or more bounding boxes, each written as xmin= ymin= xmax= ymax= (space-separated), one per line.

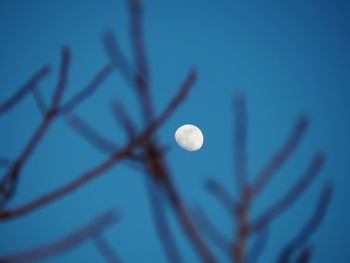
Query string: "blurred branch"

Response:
xmin=192 ymin=205 xmax=231 ymax=254
xmin=252 ymin=116 xmax=309 ymax=196
xmin=31 ymin=87 xmax=47 ymax=116
xmin=0 ymin=210 xmax=120 ymax=263
xmin=59 ymin=63 xmax=115 ymax=115
xmin=0 ymin=47 xmax=70 ymax=206
xmin=0 ymin=65 xmax=51 ymax=115
xmin=233 ymin=94 xmax=248 ymax=192
xmin=294 ymin=246 xmax=312 ymax=263
xmin=252 ymin=153 xmax=325 ymax=232
xmin=248 ymin=227 xmax=269 ymax=263
xmin=277 ymin=183 xmax=333 ymax=263
xmin=66 ymin=113 xmax=120 ymax=154
xmin=146 ymin=178 xmax=183 ymax=263
xmin=102 ymin=32 xmax=134 ymax=86
xmin=111 ymin=101 xmax=137 ymax=140
xmin=204 ymin=178 xmax=236 ymax=214
xmin=94 ymin=234 xmax=123 ymax=263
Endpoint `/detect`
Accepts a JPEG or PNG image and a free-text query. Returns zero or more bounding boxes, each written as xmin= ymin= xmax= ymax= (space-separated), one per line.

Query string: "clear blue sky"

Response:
xmin=0 ymin=0 xmax=349 ymax=262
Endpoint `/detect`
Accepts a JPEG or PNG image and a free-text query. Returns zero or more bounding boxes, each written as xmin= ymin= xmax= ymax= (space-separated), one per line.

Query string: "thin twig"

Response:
xmin=294 ymin=246 xmax=312 ymax=263
xmin=0 ymin=48 xmax=70 ymax=202
xmin=31 ymin=87 xmax=47 ymax=116
xmin=59 ymin=63 xmax=115 ymax=115
xmin=248 ymin=227 xmax=269 ymax=263
xmin=102 ymin=32 xmax=134 ymax=85
xmin=252 ymin=153 xmax=326 ymax=232
xmin=0 ymin=82 xmax=194 ymax=220
xmin=204 ymin=178 xmax=236 ymax=214
xmin=0 ymin=210 xmax=120 ymax=263
xmin=233 ymin=94 xmax=248 ymax=192
xmin=192 ymin=205 xmax=231 ymax=254
xmin=277 ymin=183 xmax=333 ymax=263
xmin=253 ymin=116 xmax=309 ymax=196
xmin=66 ymin=113 xmax=120 ymax=154
xmin=111 ymin=101 xmax=137 ymax=140
xmin=146 ymin=178 xmax=183 ymax=263
xmin=94 ymin=234 xmax=123 ymax=263
xmin=0 ymin=65 xmax=51 ymax=114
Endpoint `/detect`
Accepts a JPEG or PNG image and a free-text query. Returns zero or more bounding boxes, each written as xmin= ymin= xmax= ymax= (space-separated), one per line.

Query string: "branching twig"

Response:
xmin=0 ymin=65 xmax=51 ymax=115
xmin=253 ymin=116 xmax=309 ymax=196
xmin=59 ymin=63 xmax=115 ymax=115
xmin=192 ymin=205 xmax=231 ymax=254
xmin=0 ymin=210 xmax=120 ymax=263
xmin=233 ymin=94 xmax=248 ymax=192
xmin=94 ymin=234 xmax=123 ymax=263
xmin=277 ymin=183 xmax=333 ymax=263
xmin=146 ymin=178 xmax=183 ymax=263
xmin=253 ymin=153 xmax=325 ymax=232
xmin=66 ymin=113 xmax=120 ymax=154
xmin=204 ymin=178 xmax=236 ymax=214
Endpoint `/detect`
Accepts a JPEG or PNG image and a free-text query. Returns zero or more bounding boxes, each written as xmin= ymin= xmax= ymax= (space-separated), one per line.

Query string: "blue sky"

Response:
xmin=0 ymin=0 xmax=350 ymax=262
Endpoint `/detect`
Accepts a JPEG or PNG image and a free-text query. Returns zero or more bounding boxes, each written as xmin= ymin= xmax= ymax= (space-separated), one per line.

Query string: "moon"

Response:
xmin=175 ymin=124 xmax=204 ymax=151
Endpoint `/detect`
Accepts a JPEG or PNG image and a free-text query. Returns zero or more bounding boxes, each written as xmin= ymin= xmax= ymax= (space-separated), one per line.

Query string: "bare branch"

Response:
xmin=102 ymin=32 xmax=134 ymax=86
xmin=253 ymin=116 xmax=309 ymax=195
xmin=31 ymin=87 xmax=47 ymax=116
xmin=0 ymin=148 xmax=130 ymax=220
xmin=277 ymin=183 xmax=333 ymax=263
xmin=60 ymin=63 xmax=115 ymax=115
xmin=248 ymin=227 xmax=269 ymax=263
xmin=295 ymin=246 xmax=312 ymax=263
xmin=127 ymin=0 xmax=149 ymax=82
xmin=146 ymin=178 xmax=183 ymax=263
xmin=204 ymin=178 xmax=236 ymax=214
xmin=66 ymin=113 xmax=119 ymax=154
xmin=0 ymin=65 xmax=51 ymax=115
xmin=192 ymin=205 xmax=231 ymax=254
xmin=0 ymin=210 xmax=120 ymax=263
xmin=111 ymin=102 xmax=137 ymax=140
xmin=233 ymin=94 xmax=248 ymax=192
xmin=162 ymin=175 xmax=217 ymax=263
xmin=94 ymin=234 xmax=123 ymax=263
xmin=252 ymin=153 xmax=326 ymax=232
xmin=0 ymin=48 xmax=72 ymax=204
xmin=137 ymin=68 xmax=197 ymax=142
xmin=51 ymin=47 xmax=70 ymax=108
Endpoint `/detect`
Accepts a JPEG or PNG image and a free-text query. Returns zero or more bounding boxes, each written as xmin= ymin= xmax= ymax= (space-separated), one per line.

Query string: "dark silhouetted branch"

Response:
xmin=0 ymin=148 xmax=131 ymax=220
xmin=111 ymin=102 xmax=137 ymax=140
xmin=233 ymin=94 xmax=248 ymax=192
xmin=0 ymin=48 xmax=70 ymax=204
xmin=162 ymin=175 xmax=217 ymax=263
xmin=50 ymin=46 xmax=70 ymax=107
xmin=59 ymin=63 xmax=115 ymax=115
xmin=253 ymin=116 xmax=309 ymax=196
xmin=94 ymin=234 xmax=123 ymax=263
xmin=0 ymin=65 xmax=51 ymax=115
xmin=31 ymin=87 xmax=47 ymax=116
xmin=192 ymin=205 xmax=231 ymax=254
xmin=248 ymin=227 xmax=269 ymax=263
xmin=66 ymin=113 xmax=120 ymax=154
xmin=204 ymin=178 xmax=236 ymax=214
xmin=102 ymin=32 xmax=134 ymax=86
xmin=252 ymin=153 xmax=326 ymax=232
xmin=277 ymin=184 xmax=333 ymax=263
xmin=0 ymin=210 xmax=120 ymax=263
xmin=146 ymin=178 xmax=183 ymax=263
xmin=295 ymin=246 xmax=312 ymax=263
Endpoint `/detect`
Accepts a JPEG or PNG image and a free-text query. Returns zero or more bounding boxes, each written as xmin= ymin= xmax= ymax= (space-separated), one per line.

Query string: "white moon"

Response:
xmin=175 ymin=124 xmax=204 ymax=151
